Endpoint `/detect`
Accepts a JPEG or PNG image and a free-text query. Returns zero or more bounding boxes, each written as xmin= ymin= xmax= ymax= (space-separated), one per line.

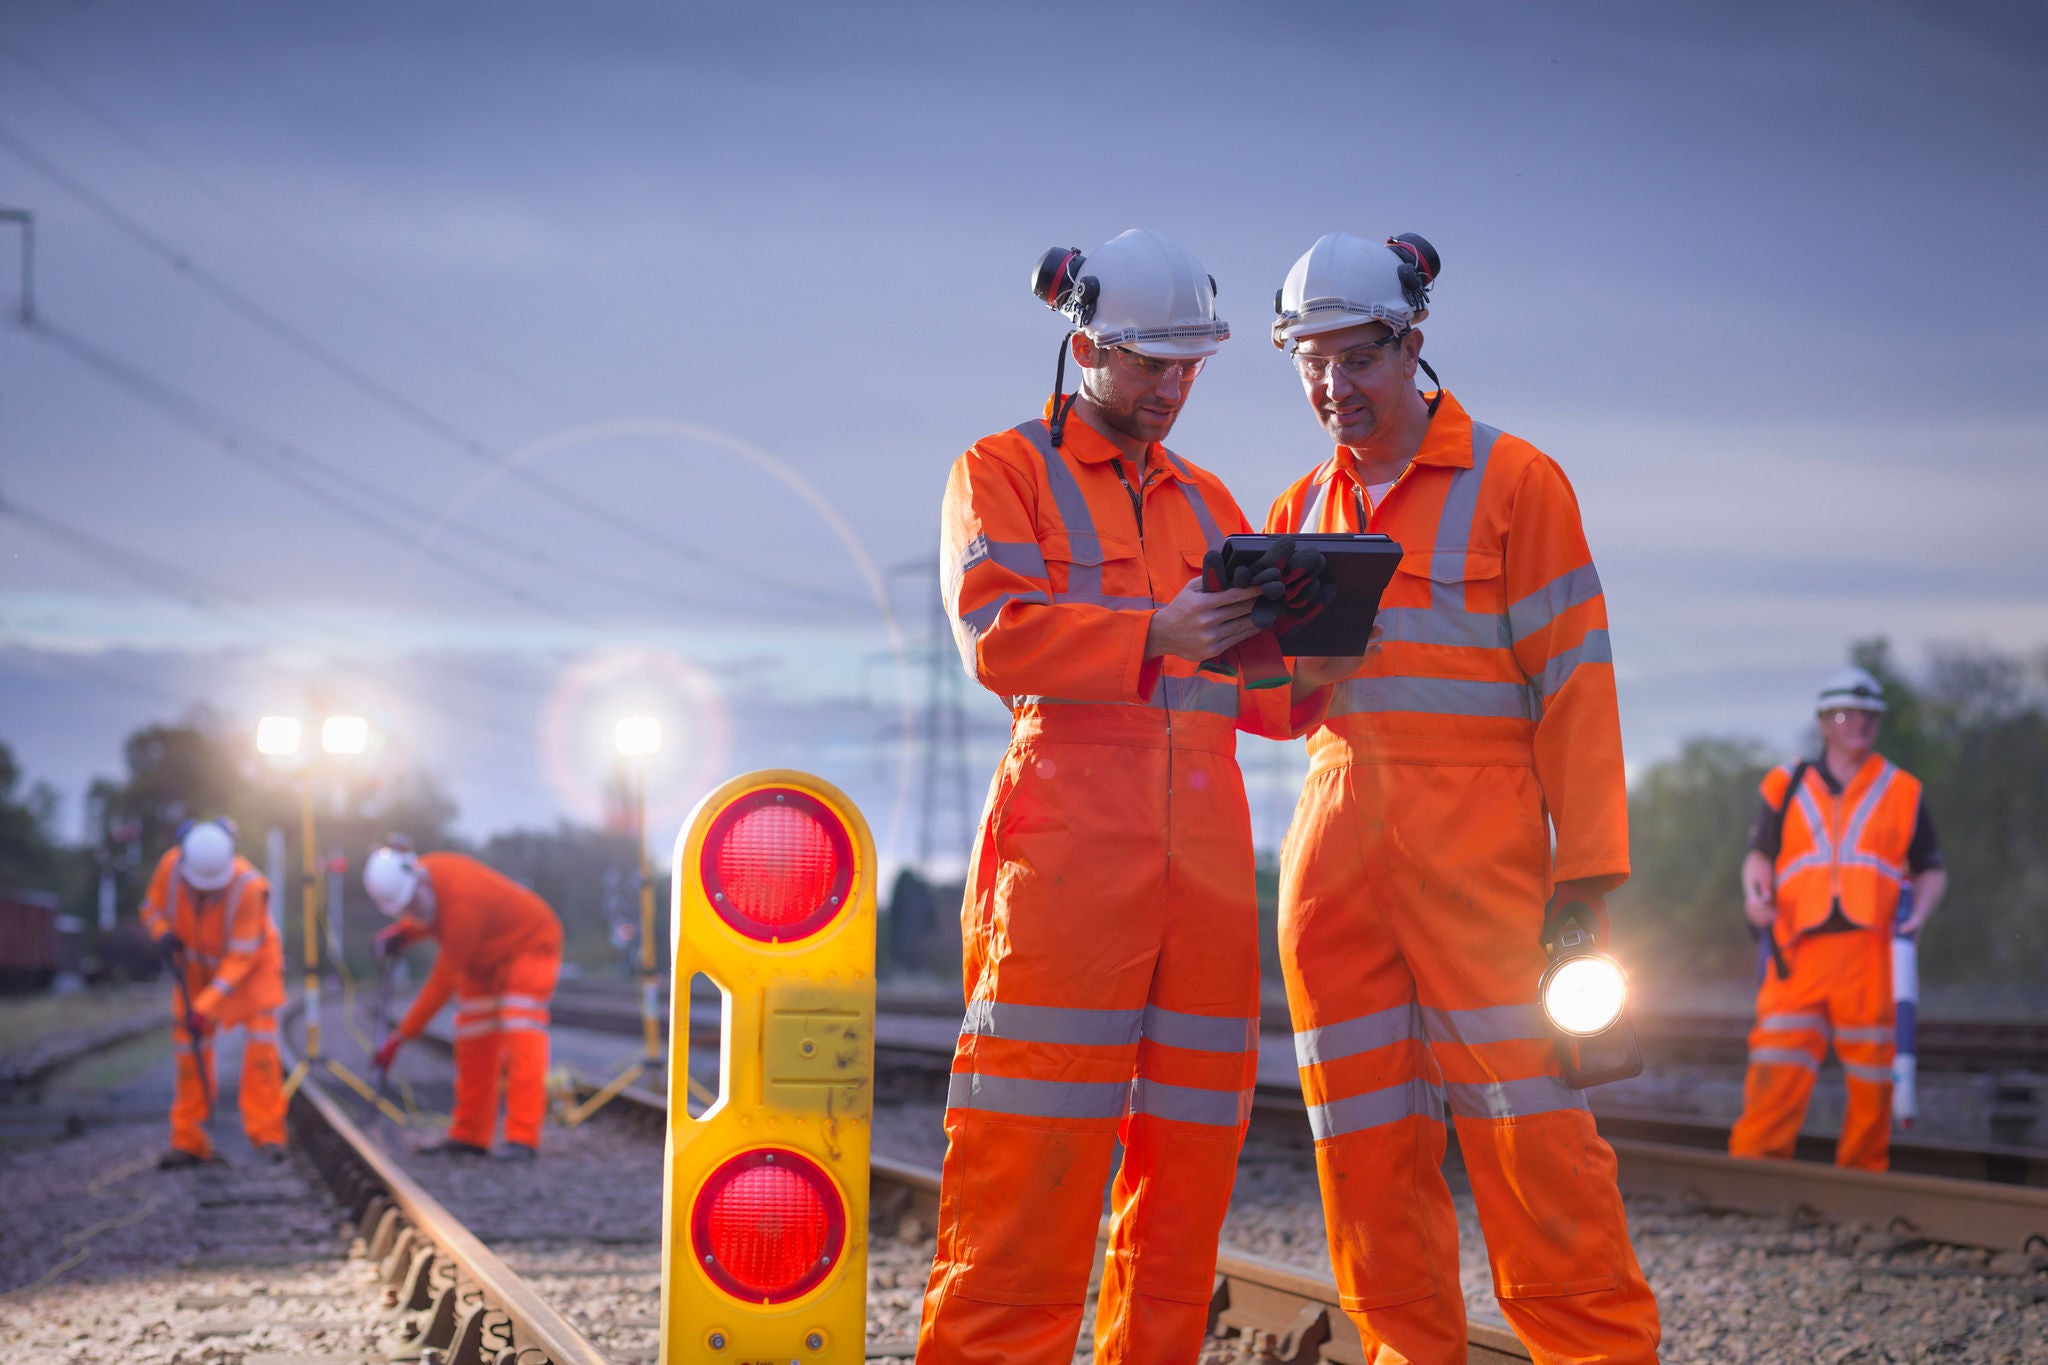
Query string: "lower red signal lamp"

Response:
xmin=691 ymin=1147 xmax=847 ymax=1304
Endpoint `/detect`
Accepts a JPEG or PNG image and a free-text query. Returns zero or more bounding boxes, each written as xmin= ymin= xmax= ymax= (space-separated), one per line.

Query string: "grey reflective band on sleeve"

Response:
xmin=959 ymin=590 xmax=1053 ymax=639
xmin=1844 ymin=1061 xmax=1895 ymax=1083
xmin=1443 ymin=1074 xmax=1589 ymax=1120
xmin=1421 ymin=1001 xmax=1549 ymax=1048
xmin=1749 ymin=1047 xmax=1821 ymax=1071
xmin=1129 ymin=1077 xmax=1251 ymax=1128
xmin=1327 ymin=676 xmax=1538 ymax=721
xmin=1536 ymin=630 xmax=1613 ymax=699
xmin=961 ymin=999 xmax=1144 ymax=1047
xmin=1055 ymin=590 xmax=1156 ymax=611
xmin=1306 ymin=1076 xmax=1445 ymax=1141
xmin=1508 ymin=563 xmax=1604 ymax=646
xmin=1294 ymin=1001 xmax=1423 ymax=1068
xmin=957 ymin=534 xmax=1050 ymax=581
xmin=228 ymin=936 xmax=263 ymax=953
xmin=1015 ymin=421 xmax=1107 ymax=599
xmin=946 ymin=1070 xmax=1133 ymax=1120
xmin=1141 ymin=1004 xmax=1257 ymax=1054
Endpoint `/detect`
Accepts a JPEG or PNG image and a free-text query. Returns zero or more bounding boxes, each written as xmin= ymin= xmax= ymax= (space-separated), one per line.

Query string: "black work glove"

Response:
xmin=159 ymin=932 xmax=185 ymax=963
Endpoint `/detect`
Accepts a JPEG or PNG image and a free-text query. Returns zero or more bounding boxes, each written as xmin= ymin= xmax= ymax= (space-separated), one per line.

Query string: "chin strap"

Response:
xmin=1048 ymin=330 xmax=1080 ymax=447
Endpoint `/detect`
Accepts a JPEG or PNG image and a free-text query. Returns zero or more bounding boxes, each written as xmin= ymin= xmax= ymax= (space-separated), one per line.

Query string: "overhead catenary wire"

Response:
xmin=0 ymin=118 xmax=865 ymax=614
xmin=19 ymin=315 xmax=819 ymax=624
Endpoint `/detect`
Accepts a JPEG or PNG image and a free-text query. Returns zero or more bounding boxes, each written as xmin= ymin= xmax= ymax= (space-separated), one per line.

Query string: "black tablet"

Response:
xmin=1219 ymin=533 xmax=1405 ymax=656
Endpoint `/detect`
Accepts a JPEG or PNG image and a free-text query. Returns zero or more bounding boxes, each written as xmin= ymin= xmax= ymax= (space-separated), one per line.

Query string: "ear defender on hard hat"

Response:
xmin=1385 ymin=233 xmax=1440 ymax=313
xmin=1032 ymin=247 xmax=1099 ymax=448
xmin=1538 ymin=897 xmax=1643 ymax=1088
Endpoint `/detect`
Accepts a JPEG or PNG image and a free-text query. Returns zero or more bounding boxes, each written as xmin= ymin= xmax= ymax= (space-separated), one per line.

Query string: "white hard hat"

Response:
xmin=179 ymin=820 xmax=237 ymax=892
xmin=364 ymin=842 xmax=422 ymax=917
xmin=1273 ymin=231 xmax=1440 ymax=351
xmin=1816 ymin=666 xmax=1887 ymax=714
xmin=1032 ymin=228 xmax=1229 ymax=359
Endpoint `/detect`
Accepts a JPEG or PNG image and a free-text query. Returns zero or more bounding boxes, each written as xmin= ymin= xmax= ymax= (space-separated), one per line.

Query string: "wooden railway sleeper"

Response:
xmin=1207 ymin=1274 xmax=1332 ymax=1364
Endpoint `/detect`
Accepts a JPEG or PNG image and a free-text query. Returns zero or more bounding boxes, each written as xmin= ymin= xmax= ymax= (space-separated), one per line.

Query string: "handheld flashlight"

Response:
xmin=1539 ymin=898 xmax=1643 ymax=1089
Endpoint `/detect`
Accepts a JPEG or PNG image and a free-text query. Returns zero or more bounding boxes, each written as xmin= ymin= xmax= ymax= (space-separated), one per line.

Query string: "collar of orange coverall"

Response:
xmin=1313 ymin=388 xmax=1474 ymax=486
xmin=1038 ymin=391 xmax=1185 ymax=483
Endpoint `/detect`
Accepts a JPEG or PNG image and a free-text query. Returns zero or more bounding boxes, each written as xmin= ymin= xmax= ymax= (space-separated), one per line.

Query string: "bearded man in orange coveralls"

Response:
xmin=364 ymin=840 xmax=563 ymax=1160
xmin=916 ymin=229 xmax=1355 ymax=1365
xmin=140 ymin=818 xmax=288 ymax=1166
xmin=1264 ymin=232 xmax=1661 ymax=1363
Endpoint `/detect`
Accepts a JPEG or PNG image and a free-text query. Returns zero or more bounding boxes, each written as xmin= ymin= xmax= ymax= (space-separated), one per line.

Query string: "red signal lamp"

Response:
xmin=691 ymin=1147 xmax=847 ymax=1304
xmin=700 ymin=788 xmax=854 ymax=943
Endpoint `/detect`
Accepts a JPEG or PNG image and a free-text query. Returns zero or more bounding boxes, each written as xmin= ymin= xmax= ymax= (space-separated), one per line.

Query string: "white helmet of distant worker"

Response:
xmin=1272 ymin=231 xmax=1440 ymax=350
xmin=1031 ymin=228 xmax=1230 ymax=359
xmin=178 ymin=820 xmax=238 ymax=892
xmin=364 ymin=841 xmax=422 ymax=917
xmin=1816 ymin=665 xmax=1887 ymax=715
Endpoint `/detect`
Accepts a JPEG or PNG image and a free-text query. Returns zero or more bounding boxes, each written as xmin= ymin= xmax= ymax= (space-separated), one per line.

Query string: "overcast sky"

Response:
xmin=2 ymin=1 xmax=2043 ymax=868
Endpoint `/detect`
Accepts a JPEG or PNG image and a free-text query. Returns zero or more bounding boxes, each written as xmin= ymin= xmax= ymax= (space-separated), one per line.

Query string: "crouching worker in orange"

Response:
xmin=140 ymin=818 xmax=288 ymax=1167
xmin=1265 ymin=233 xmax=1660 ymax=1363
xmin=1730 ymin=666 xmax=1946 ymax=1171
xmin=363 ymin=839 xmax=563 ymax=1160
xmin=917 ymin=229 xmax=1353 ymax=1365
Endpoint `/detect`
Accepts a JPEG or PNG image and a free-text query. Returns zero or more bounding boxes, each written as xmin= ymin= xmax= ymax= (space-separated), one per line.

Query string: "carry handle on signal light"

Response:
xmin=1538 ymin=898 xmax=1643 ymax=1088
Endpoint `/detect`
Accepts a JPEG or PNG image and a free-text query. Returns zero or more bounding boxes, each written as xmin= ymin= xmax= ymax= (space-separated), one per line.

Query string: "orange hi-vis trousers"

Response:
xmin=1729 ymin=929 xmax=1895 ymax=1171
xmin=447 ymin=947 xmax=559 ymax=1150
xmin=919 ymin=707 xmax=1262 ymax=1365
xmin=171 ymin=1009 xmax=285 ymax=1158
xmin=1280 ymin=756 xmax=1660 ymax=1365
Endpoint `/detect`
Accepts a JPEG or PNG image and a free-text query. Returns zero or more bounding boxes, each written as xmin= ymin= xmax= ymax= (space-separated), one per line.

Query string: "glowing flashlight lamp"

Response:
xmin=1537 ymin=898 xmax=1643 ymax=1089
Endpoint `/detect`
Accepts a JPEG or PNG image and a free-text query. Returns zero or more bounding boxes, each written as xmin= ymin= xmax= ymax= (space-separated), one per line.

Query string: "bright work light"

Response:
xmin=256 ymin=716 xmax=302 ymax=756
xmin=321 ymin=715 xmax=369 ymax=755
xmin=615 ymin=716 xmax=662 ymax=757
xmin=1539 ymin=953 xmax=1629 ymax=1038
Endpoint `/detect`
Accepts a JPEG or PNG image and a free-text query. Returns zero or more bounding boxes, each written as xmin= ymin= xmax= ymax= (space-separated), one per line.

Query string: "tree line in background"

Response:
xmin=0 ymin=710 xmax=651 ymax=979
xmin=1615 ymin=637 xmax=2048 ymax=986
xmin=4 ymin=635 xmax=2043 ymax=989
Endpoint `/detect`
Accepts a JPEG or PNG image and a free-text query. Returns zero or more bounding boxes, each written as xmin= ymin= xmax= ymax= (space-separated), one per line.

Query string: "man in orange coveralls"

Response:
xmin=139 ymin=818 xmax=288 ymax=1166
xmin=1730 ymin=665 xmax=1946 ymax=1171
xmin=1264 ymin=232 xmax=1660 ymax=1363
xmin=916 ymin=228 xmax=1355 ymax=1365
xmin=363 ymin=838 xmax=563 ymax=1159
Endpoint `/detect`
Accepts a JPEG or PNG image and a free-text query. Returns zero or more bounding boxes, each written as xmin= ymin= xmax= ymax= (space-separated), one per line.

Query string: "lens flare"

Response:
xmin=1541 ymin=955 xmax=1628 ymax=1038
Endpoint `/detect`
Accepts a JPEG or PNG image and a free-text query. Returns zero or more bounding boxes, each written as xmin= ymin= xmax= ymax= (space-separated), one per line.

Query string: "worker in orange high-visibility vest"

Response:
xmin=1264 ymin=232 xmax=1660 ymax=1364
xmin=1730 ymin=666 xmax=1947 ymax=1171
xmin=139 ymin=818 xmax=288 ymax=1167
xmin=917 ymin=229 xmax=1354 ymax=1365
xmin=364 ymin=840 xmax=563 ymax=1159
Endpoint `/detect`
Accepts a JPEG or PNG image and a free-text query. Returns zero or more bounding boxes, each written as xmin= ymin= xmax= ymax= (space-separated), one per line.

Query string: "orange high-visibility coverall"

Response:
xmin=919 ymin=410 xmax=1320 ymax=1365
xmin=392 ymin=853 xmax=562 ymax=1149
xmin=140 ymin=848 xmax=288 ymax=1158
xmin=1729 ymin=755 xmax=1925 ymax=1171
xmin=1265 ymin=391 xmax=1659 ymax=1364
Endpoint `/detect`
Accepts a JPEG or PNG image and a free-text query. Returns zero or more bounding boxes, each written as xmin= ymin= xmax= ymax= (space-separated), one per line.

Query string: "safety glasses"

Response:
xmin=1291 ymin=327 xmax=1410 ymax=383
xmin=1108 ymin=347 xmax=1206 ymax=383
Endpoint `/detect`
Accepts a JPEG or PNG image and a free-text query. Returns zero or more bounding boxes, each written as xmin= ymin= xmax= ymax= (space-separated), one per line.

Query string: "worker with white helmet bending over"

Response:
xmin=1263 ymin=233 xmax=1661 ymax=1362
xmin=918 ymin=229 xmax=1352 ymax=1364
xmin=139 ymin=818 xmax=288 ymax=1166
xmin=364 ymin=839 xmax=563 ymax=1159
xmin=1731 ymin=665 xmax=1946 ymax=1171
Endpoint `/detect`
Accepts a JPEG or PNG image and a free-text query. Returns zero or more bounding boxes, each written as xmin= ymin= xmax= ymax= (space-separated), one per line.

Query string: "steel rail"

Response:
xmin=278 ymin=1020 xmax=612 ymax=1365
xmin=570 ymin=1068 xmax=1535 ymax=1364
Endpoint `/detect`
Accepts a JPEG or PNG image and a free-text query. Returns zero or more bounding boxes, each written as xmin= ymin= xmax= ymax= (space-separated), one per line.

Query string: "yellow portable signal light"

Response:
xmin=659 ymin=771 xmax=875 ymax=1363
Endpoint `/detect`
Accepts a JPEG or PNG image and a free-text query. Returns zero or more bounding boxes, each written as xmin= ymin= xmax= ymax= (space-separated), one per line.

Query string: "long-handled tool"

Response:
xmin=362 ymin=954 xmax=400 ymax=1128
xmin=168 ymin=948 xmax=214 ymax=1120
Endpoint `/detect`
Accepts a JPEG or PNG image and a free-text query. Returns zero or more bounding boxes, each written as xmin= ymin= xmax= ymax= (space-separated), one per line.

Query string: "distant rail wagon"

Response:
xmin=0 ymin=890 xmax=61 ymax=992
